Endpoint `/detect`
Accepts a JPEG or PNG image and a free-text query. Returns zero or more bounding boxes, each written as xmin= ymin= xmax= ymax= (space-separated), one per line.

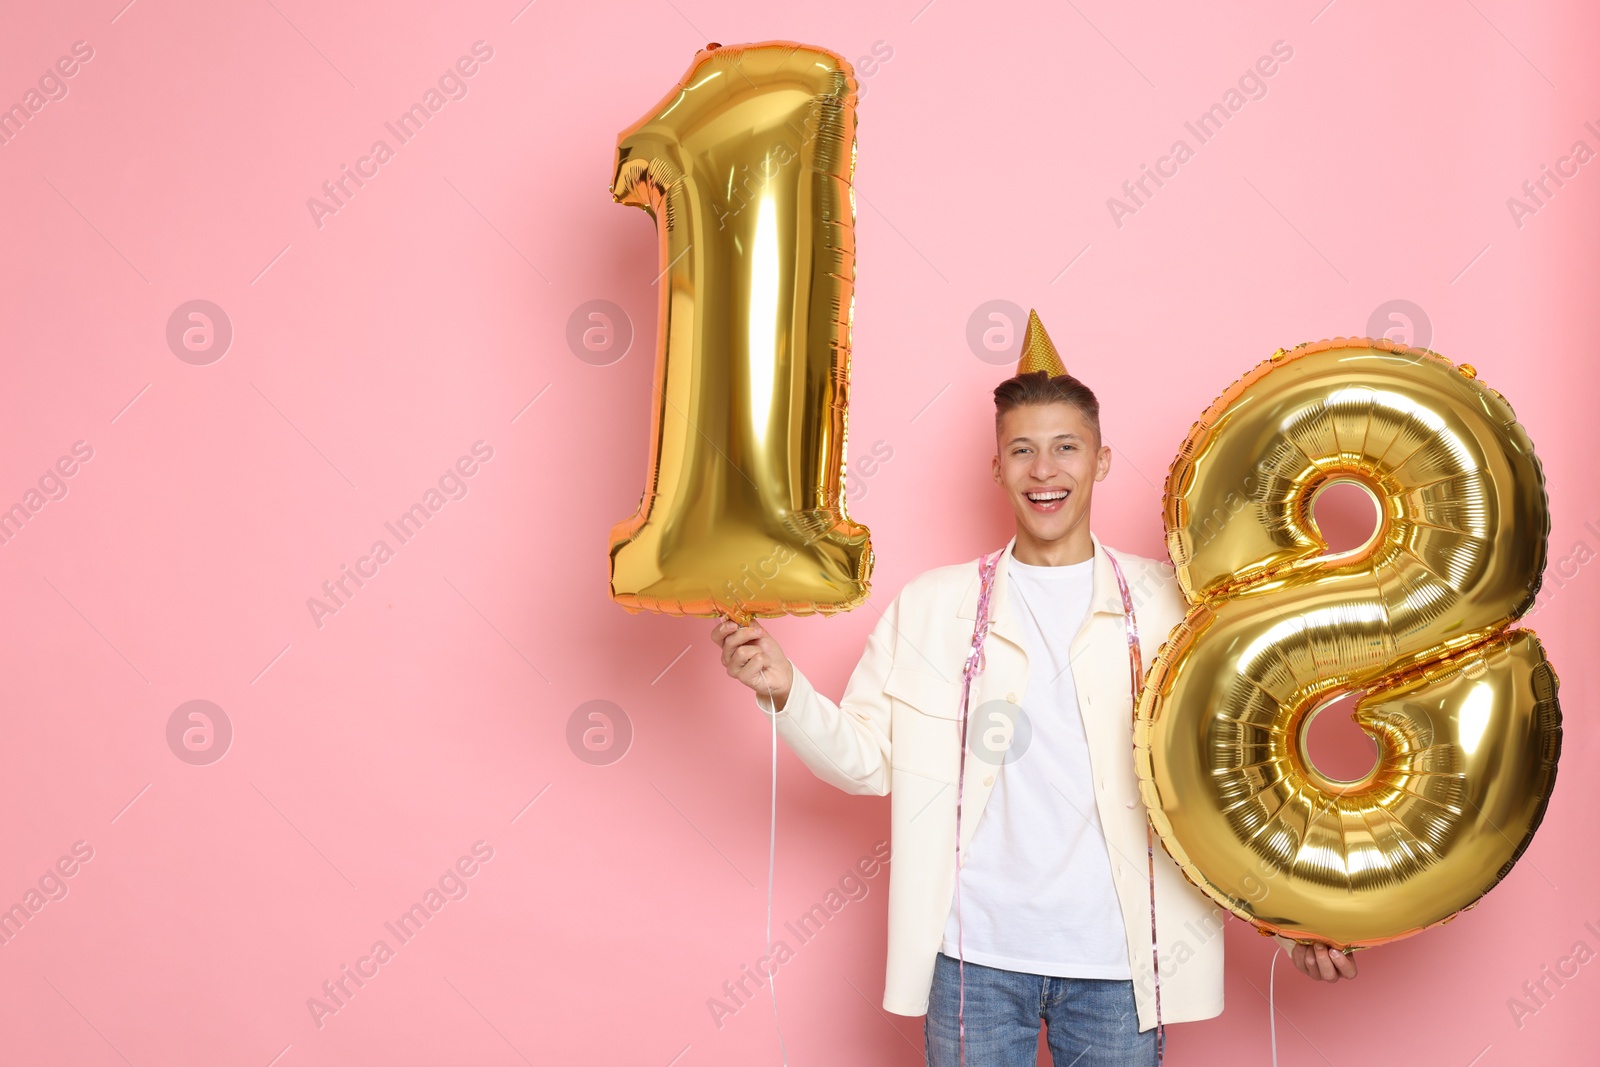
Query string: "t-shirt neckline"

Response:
xmin=1008 ymin=555 xmax=1095 ymax=580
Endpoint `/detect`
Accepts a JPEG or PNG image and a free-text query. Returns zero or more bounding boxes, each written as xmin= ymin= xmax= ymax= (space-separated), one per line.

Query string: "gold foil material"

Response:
xmin=606 ymin=42 xmax=872 ymax=620
xmin=1137 ymin=338 xmax=1562 ymax=949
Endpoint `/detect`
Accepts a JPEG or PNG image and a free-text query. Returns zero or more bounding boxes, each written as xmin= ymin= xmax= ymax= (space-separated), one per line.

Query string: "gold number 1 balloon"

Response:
xmin=606 ymin=41 xmax=873 ymax=621
xmin=1137 ymin=337 xmax=1562 ymax=950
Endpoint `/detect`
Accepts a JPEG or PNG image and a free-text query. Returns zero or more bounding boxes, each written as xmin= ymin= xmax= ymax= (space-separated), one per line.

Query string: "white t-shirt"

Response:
xmin=938 ymin=555 xmax=1131 ymax=978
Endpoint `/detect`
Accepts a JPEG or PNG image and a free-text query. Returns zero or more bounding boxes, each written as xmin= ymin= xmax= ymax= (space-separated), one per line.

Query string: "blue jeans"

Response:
xmin=924 ymin=952 xmax=1156 ymax=1067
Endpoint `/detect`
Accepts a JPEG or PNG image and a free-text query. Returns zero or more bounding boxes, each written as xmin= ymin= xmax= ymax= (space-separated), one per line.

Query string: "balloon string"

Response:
xmin=757 ymin=663 xmax=790 ymax=1067
xmin=1269 ymin=946 xmax=1281 ymax=1067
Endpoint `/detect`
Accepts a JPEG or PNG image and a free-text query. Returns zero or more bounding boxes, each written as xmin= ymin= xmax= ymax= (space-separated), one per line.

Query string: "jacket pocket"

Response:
xmin=884 ymin=667 xmax=964 ymax=782
xmin=883 ymin=667 xmax=962 ymax=719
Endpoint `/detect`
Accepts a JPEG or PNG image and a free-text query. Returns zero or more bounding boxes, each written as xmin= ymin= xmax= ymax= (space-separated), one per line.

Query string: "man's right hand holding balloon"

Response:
xmin=711 ymin=617 xmax=795 ymax=712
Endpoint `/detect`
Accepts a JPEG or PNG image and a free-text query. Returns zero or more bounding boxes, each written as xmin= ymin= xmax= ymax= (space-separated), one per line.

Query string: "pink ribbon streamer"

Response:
xmin=953 ymin=547 xmax=1164 ymax=1066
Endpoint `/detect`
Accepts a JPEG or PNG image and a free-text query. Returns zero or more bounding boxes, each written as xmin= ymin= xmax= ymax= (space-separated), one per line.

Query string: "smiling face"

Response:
xmin=992 ymin=401 xmax=1111 ymax=565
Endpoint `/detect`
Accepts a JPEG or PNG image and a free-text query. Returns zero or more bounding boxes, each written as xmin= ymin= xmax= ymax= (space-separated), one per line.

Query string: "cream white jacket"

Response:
xmin=757 ymin=533 xmax=1231 ymax=1029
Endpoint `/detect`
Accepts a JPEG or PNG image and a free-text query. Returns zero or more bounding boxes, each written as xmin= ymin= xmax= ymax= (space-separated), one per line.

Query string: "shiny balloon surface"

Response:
xmin=1138 ymin=338 xmax=1562 ymax=949
xmin=607 ymin=42 xmax=872 ymax=621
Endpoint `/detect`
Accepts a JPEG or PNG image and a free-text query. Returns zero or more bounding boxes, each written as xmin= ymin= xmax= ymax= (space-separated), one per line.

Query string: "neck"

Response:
xmin=1012 ymin=522 xmax=1094 ymax=566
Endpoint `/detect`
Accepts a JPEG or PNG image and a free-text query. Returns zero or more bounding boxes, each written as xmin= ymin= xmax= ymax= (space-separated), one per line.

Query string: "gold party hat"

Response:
xmin=1015 ymin=308 xmax=1066 ymax=377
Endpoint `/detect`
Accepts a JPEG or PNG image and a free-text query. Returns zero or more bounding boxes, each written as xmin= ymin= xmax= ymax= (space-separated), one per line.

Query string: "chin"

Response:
xmin=1016 ymin=511 xmax=1067 ymax=538
xmin=1014 ymin=502 xmax=1084 ymax=540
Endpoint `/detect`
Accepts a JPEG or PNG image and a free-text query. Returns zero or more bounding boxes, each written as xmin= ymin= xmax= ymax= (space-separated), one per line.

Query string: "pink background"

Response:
xmin=2 ymin=0 xmax=1596 ymax=1064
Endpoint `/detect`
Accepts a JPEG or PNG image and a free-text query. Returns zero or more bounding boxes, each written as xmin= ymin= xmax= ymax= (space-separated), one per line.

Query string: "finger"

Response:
xmin=727 ymin=625 xmax=761 ymax=647
xmin=743 ymin=657 xmax=775 ymax=693
xmin=1330 ymin=948 xmax=1357 ymax=979
xmin=735 ymin=643 xmax=766 ymax=679
xmin=1314 ymin=944 xmax=1338 ymax=982
xmin=720 ymin=627 xmax=759 ymax=669
xmin=1290 ymin=944 xmax=1308 ymax=975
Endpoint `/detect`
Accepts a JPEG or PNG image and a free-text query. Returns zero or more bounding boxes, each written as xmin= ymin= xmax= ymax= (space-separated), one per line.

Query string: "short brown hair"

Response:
xmin=993 ymin=370 xmax=1101 ymax=441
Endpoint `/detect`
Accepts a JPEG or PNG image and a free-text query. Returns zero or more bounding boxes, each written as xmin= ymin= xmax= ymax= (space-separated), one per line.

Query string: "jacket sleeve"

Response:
xmin=751 ymin=590 xmax=900 ymax=797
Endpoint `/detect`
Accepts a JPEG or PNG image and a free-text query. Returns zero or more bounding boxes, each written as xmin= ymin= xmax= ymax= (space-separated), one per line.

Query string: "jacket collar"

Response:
xmin=957 ymin=532 xmax=1126 ymax=630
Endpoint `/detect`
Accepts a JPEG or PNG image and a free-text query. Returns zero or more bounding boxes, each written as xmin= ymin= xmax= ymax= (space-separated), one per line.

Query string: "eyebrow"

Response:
xmin=1005 ymin=433 xmax=1085 ymax=447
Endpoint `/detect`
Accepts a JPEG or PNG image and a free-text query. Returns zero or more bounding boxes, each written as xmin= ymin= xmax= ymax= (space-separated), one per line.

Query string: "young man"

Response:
xmin=711 ymin=313 xmax=1355 ymax=1065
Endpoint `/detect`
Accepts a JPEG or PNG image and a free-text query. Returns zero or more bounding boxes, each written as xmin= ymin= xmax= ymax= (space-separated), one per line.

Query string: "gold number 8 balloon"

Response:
xmin=605 ymin=42 xmax=872 ymax=621
xmin=1137 ymin=337 xmax=1561 ymax=950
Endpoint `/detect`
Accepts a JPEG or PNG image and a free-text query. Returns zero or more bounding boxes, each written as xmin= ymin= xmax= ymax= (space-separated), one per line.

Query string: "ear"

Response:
xmin=1094 ymin=443 xmax=1112 ymax=482
xmin=991 ymin=450 xmax=1003 ymax=484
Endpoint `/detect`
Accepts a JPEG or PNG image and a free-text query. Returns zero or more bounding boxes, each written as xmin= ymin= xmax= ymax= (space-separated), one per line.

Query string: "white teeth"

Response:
xmin=1027 ymin=490 xmax=1068 ymax=502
